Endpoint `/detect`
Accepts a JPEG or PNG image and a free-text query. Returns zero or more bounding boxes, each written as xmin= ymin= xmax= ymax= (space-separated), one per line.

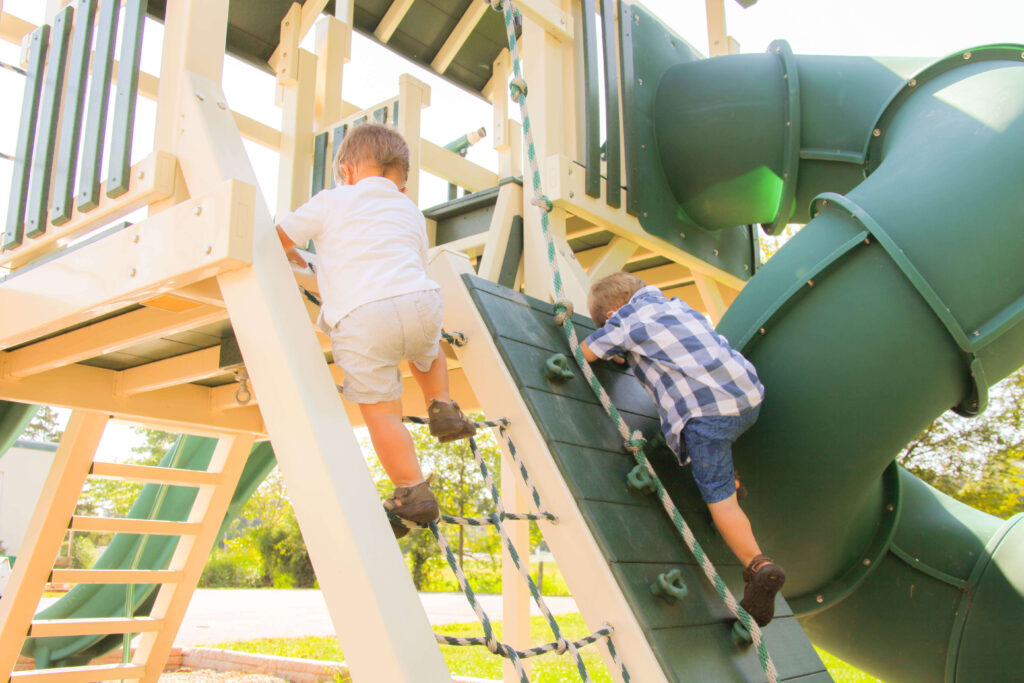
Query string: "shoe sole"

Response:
xmin=740 ymin=565 xmax=786 ymax=627
xmin=430 ymin=418 xmax=477 ymax=443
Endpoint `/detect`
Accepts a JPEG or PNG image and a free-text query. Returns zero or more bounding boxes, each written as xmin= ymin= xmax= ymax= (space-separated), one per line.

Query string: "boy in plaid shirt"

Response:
xmin=581 ymin=272 xmax=785 ymax=626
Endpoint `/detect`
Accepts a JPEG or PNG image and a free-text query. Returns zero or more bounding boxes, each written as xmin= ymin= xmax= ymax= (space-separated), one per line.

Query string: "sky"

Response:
xmin=1 ymin=0 xmax=1022 ymax=458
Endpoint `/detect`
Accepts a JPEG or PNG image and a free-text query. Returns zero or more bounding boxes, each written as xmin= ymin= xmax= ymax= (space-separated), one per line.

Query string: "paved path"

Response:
xmin=174 ymin=589 xmax=578 ymax=646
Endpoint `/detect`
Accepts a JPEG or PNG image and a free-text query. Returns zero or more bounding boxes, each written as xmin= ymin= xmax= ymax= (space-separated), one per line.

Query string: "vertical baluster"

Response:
xmin=51 ymin=0 xmax=98 ymax=226
xmin=601 ymin=0 xmax=622 ymax=209
xmin=311 ymin=131 xmax=328 ymax=196
xmin=331 ymin=123 xmax=347 ymax=187
xmin=77 ymin=0 xmax=120 ymax=212
xmin=106 ymin=0 xmax=147 ymax=198
xmin=25 ymin=7 xmax=74 ymax=239
xmin=2 ymin=25 xmax=50 ymax=251
xmin=619 ymin=0 xmax=640 ymax=216
xmin=581 ymin=0 xmax=602 ymax=199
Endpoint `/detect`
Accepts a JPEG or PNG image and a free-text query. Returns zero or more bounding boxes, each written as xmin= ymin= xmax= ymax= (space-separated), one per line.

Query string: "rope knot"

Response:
xmin=509 ymin=76 xmax=528 ymax=102
xmin=552 ymin=300 xmax=574 ymax=325
xmin=556 ymin=638 xmax=570 ymax=655
xmin=530 ymin=194 xmax=553 ymax=213
xmin=625 ymin=430 xmax=647 ymax=455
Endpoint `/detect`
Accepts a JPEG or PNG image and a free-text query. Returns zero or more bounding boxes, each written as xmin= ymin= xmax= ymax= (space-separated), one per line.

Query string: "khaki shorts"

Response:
xmin=324 ymin=289 xmax=443 ymax=403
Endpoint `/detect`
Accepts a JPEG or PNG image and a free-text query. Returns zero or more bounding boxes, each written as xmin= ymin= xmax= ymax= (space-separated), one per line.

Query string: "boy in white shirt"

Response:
xmin=276 ymin=123 xmax=475 ymax=537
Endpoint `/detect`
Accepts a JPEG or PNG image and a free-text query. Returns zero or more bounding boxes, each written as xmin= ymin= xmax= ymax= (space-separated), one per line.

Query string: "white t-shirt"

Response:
xmin=278 ymin=176 xmax=439 ymax=328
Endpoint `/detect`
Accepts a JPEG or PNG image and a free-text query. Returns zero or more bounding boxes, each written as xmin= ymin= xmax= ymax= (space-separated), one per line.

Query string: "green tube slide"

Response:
xmin=654 ymin=44 xmax=1024 ymax=682
xmin=0 ymin=401 xmax=277 ymax=668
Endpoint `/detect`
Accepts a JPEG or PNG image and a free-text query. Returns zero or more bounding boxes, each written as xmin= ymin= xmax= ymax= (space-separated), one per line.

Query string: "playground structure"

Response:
xmin=0 ymin=0 xmax=1021 ymax=681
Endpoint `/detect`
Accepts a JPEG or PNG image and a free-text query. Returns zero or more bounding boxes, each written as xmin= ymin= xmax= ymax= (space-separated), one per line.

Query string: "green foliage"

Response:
xmin=200 ymin=542 xmax=262 ymax=588
xmin=70 ymin=534 xmax=99 ymax=569
xmin=21 ymin=406 xmax=64 ymax=443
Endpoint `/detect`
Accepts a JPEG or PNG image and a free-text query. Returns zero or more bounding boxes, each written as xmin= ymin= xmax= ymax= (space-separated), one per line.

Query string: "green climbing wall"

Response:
xmin=464 ymin=274 xmax=829 ymax=683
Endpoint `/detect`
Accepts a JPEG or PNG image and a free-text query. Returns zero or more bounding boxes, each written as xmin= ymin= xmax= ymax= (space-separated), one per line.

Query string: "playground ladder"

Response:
xmin=0 ymin=412 xmax=254 ymax=683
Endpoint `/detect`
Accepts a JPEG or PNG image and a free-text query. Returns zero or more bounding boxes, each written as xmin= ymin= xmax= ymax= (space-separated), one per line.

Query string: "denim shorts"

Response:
xmin=322 ymin=290 xmax=443 ymax=403
xmin=682 ymin=404 xmax=761 ymax=504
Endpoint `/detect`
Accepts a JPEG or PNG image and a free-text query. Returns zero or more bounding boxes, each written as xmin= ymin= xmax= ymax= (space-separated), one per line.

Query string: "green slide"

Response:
xmin=0 ymin=401 xmax=277 ymax=668
xmin=646 ymin=31 xmax=1024 ymax=683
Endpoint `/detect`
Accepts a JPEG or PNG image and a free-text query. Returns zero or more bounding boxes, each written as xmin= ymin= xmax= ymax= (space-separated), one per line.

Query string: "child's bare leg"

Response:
xmin=410 ymin=347 xmax=451 ymax=407
xmin=359 ymin=399 xmax=423 ymax=487
xmin=707 ymin=493 xmax=763 ymax=567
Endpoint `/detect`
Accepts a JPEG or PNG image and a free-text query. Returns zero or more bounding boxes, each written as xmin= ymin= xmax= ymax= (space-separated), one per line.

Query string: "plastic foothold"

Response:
xmin=626 ymin=464 xmax=657 ymax=495
xmin=650 ymin=568 xmax=688 ymax=603
xmin=732 ymin=620 xmax=753 ymax=647
xmin=543 ymin=353 xmax=575 ymax=382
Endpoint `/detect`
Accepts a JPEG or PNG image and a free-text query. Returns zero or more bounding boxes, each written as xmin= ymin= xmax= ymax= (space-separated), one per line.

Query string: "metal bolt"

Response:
xmin=713 ymin=249 xmax=719 ymax=256
xmin=786 ymin=121 xmax=791 ymax=127
xmin=195 ymin=92 xmax=205 ymax=102
xmin=132 ymin=234 xmax=140 ymax=244
xmin=909 ymin=78 xmax=917 ymax=87
xmin=638 ymin=78 xmax=644 ymax=85
xmin=641 ymin=144 xmax=646 ymax=150
xmin=816 ymin=594 xmax=824 ymax=604
xmin=963 ymin=51 xmax=972 ymax=60
xmin=822 ymin=199 xmax=830 ymax=207
xmin=873 ymin=128 xmax=881 ymax=137
xmin=744 ymin=264 xmax=749 ymax=271
xmin=569 ymin=191 xmax=575 ymax=198
xmin=865 ymin=237 xmax=871 ymax=245
xmin=137 ymin=171 xmax=145 ymax=180
xmin=193 ymin=206 xmax=203 ymax=216
xmin=643 ymin=212 xmax=649 ymax=218
xmin=783 ymin=172 xmax=788 ymax=179
xmin=863 ymin=558 xmax=872 ymax=567
xmin=679 ymin=232 xmax=686 ymax=239
xmin=633 ymin=13 xmax=639 ymax=22
xmin=760 ymin=328 xmax=766 ymax=335
xmin=217 ymin=101 xmax=227 ymax=110
xmin=886 ymin=503 xmax=895 ymax=511
xmin=807 ymin=280 xmax=814 ymax=287
xmin=129 ymin=268 xmax=137 ymax=277
xmin=783 ymin=73 xmax=788 ymax=80
xmin=205 ymin=245 xmax=213 ymax=255
xmin=973 ymin=330 xmax=981 ymax=337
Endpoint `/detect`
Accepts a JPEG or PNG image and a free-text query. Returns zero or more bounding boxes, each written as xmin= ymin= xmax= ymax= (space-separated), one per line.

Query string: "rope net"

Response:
xmin=390 ymin=418 xmax=630 ymax=683
xmin=487 ymin=0 xmax=780 ymax=680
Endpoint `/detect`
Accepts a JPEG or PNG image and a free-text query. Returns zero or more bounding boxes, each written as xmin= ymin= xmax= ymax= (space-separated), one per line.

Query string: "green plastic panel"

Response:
xmin=25 ymin=8 xmax=73 ymax=239
xmin=497 ymin=215 xmax=523 ymax=289
xmin=581 ymin=0 xmax=601 ymax=199
xmin=464 ymin=274 xmax=825 ymax=682
xmin=311 ymin=131 xmax=328 ymax=197
xmin=0 ymin=401 xmax=41 ymax=458
xmin=106 ymin=0 xmax=147 ymax=199
xmin=618 ymin=2 xmax=756 ymax=281
xmin=601 ymin=0 xmax=622 ymax=209
xmin=51 ymin=0 xmax=97 ymax=226
xmin=77 ymin=0 xmax=119 ymax=212
xmin=3 ymin=25 xmax=50 ymax=250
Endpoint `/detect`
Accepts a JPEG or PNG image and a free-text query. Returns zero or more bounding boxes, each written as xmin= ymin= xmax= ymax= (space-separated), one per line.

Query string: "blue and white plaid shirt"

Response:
xmin=585 ymin=286 xmax=764 ymax=462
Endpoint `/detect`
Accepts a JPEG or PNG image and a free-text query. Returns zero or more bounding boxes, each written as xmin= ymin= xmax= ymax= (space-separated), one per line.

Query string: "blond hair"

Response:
xmin=588 ymin=272 xmax=646 ymax=326
xmin=333 ymin=122 xmax=411 ymax=185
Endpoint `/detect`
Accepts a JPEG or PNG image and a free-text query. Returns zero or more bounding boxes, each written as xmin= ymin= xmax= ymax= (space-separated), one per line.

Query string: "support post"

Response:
xmin=0 ymin=412 xmax=108 ymax=678
xmin=502 ymin=452 xmax=532 ymax=683
xmin=694 ymin=272 xmax=728 ymax=324
xmin=277 ymin=49 xmax=317 ymax=215
xmin=397 ymin=73 xmax=430 ymax=205
xmin=314 ymin=16 xmax=350 ymax=130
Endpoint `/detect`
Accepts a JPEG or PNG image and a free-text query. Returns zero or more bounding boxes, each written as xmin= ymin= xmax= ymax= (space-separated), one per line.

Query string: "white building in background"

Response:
xmin=0 ymin=440 xmax=57 ymax=557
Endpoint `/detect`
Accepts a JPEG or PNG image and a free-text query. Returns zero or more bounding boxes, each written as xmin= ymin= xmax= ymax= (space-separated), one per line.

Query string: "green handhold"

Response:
xmin=626 ymin=464 xmax=657 ymax=495
xmin=543 ymin=353 xmax=575 ymax=382
xmin=650 ymin=568 xmax=688 ymax=603
xmin=732 ymin=620 xmax=753 ymax=647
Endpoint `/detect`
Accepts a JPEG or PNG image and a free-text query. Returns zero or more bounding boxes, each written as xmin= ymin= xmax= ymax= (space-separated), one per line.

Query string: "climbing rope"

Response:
xmin=390 ymin=420 xmax=631 ymax=683
xmin=488 ymin=0 xmax=779 ymax=680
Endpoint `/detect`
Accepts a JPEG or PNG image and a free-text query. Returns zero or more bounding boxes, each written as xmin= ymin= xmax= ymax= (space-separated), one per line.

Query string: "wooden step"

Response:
xmin=11 ymin=663 xmax=145 ymax=682
xmin=49 ymin=569 xmax=182 ymax=584
xmin=29 ymin=617 xmax=162 ymax=637
xmin=69 ymin=516 xmax=201 ymax=536
xmin=89 ymin=462 xmax=221 ymax=486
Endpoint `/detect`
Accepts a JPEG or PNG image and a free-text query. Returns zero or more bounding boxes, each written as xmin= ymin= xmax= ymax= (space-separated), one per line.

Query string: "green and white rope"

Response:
xmin=489 ymin=1 xmax=778 ymax=680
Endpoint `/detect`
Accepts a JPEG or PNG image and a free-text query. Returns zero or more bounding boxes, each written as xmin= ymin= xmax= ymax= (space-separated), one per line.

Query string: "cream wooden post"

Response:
xmin=0 ymin=412 xmax=108 ymax=678
xmin=397 ymin=73 xmax=430 ymax=206
xmin=172 ymin=66 xmax=449 ymax=680
xmin=477 ymin=182 xmax=524 ymax=284
xmin=694 ymin=272 xmax=728 ymax=324
xmin=277 ymin=50 xmax=317 ymax=215
xmin=501 ymin=447 xmax=533 ymax=682
xmin=587 ymin=237 xmax=640 ymax=281
xmin=314 ymin=16 xmax=350 ymax=130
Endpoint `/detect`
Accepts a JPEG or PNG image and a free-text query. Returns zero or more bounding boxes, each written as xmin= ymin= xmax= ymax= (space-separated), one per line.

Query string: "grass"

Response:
xmin=211 ymin=613 xmax=882 ymax=682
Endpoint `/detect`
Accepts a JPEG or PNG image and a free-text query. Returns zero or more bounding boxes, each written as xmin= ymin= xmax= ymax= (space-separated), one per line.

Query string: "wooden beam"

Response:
xmin=30 ymin=617 xmax=162 ymax=638
xmin=314 ymin=16 xmax=349 ymax=129
xmin=0 ymin=362 xmax=266 ymax=436
xmin=431 ymin=1 xmax=487 ymax=74
xmin=89 ymin=462 xmax=222 ymax=487
xmin=633 ymin=263 xmax=695 ymax=290
xmin=0 ymin=11 xmax=34 ymax=46
xmin=269 ymin=0 xmax=329 ymax=76
xmin=3 ymin=305 xmax=225 ymax=378
xmin=396 ymin=74 xmax=430 ymax=205
xmin=515 ymin=0 xmax=573 ymax=42
xmin=575 ymin=244 xmax=652 ymax=270
xmin=11 ymin=663 xmax=145 ymax=683
xmin=277 ymin=50 xmax=317 ymax=213
xmin=694 ymin=272 xmax=728 ymax=324
xmin=275 ymin=2 xmax=301 ymax=85
xmin=116 ymin=346 xmax=224 ymax=396
xmin=584 ymin=236 xmax=639 ymax=280
xmin=476 ymin=182 xmax=524 ymax=282
xmin=420 ymin=140 xmax=498 ymax=193
xmin=374 ymin=0 xmax=414 ymax=43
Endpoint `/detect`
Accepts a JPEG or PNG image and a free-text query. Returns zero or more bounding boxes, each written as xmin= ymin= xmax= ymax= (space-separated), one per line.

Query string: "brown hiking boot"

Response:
xmin=740 ymin=554 xmax=786 ymax=627
xmin=383 ymin=477 xmax=441 ymax=539
xmin=427 ymin=400 xmax=477 ymax=443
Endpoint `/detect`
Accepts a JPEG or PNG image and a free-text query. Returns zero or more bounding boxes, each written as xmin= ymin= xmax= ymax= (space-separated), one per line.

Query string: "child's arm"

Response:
xmin=581 ymin=340 xmax=599 ymax=363
xmin=276 ymin=226 xmax=308 ymax=268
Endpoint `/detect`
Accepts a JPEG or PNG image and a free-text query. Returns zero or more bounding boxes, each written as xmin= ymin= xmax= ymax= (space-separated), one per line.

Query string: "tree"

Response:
xmin=21 ymin=406 xmax=64 ymax=442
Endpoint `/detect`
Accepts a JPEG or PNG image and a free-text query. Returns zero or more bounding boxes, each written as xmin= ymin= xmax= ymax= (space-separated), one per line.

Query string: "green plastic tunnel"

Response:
xmin=654 ymin=43 xmax=1024 ymax=682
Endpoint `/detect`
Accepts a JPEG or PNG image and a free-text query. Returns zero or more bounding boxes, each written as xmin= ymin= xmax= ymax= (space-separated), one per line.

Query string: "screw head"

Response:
xmin=744 ymin=264 xmax=749 ymax=271
xmin=963 ymin=51 xmax=972 ymax=60
xmin=909 ymin=78 xmax=917 ymax=87
xmin=807 ymin=279 xmax=814 ymax=287
xmin=638 ymin=78 xmax=644 ymax=86
xmin=886 ymin=503 xmax=895 ymax=511
xmin=973 ymin=330 xmax=981 ymax=337
xmin=205 ymin=245 xmax=213 ymax=255
xmin=873 ymin=128 xmax=881 ymax=137
xmin=195 ymin=92 xmax=205 ymax=102
xmin=816 ymin=594 xmax=824 ymax=604
xmin=679 ymin=233 xmax=686 ymax=239
xmin=568 ymin=191 xmax=574 ymax=198
xmin=217 ymin=101 xmax=227 ymax=110
xmin=862 ymin=558 xmax=872 ymax=567
xmin=137 ymin=171 xmax=145 ymax=180
xmin=129 ymin=268 xmax=137 ymax=277
xmin=132 ymin=234 xmax=140 ymax=244
xmin=193 ymin=206 xmax=203 ymax=216
xmin=643 ymin=212 xmax=649 ymax=218
xmin=713 ymin=249 xmax=719 ymax=256
xmin=760 ymin=328 xmax=766 ymax=335
xmin=633 ymin=13 xmax=639 ymax=22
